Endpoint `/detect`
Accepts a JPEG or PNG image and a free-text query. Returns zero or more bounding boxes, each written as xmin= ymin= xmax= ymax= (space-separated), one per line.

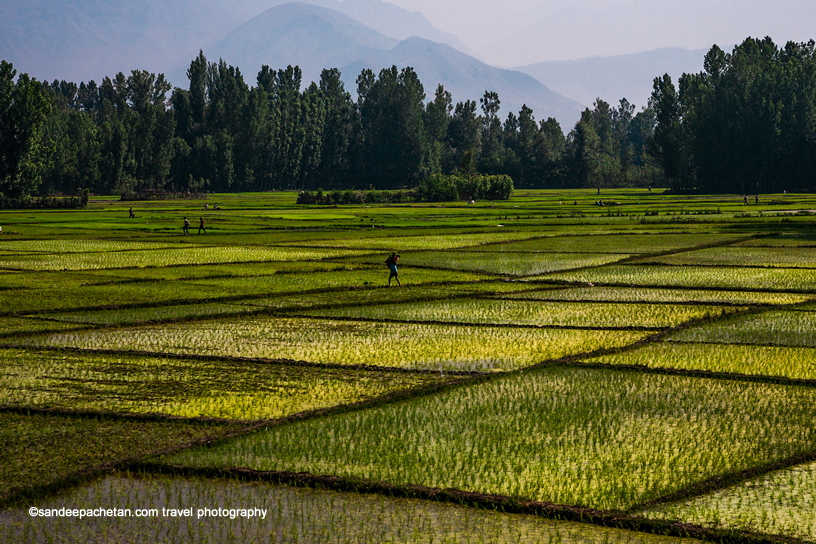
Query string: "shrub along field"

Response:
xmin=2 ymin=189 xmax=816 ymax=542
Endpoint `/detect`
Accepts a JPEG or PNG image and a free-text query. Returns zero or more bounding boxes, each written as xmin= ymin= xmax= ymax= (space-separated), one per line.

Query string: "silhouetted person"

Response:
xmin=198 ymin=217 xmax=206 ymax=234
xmin=183 ymin=217 xmax=190 ymax=235
xmin=129 ymin=207 xmax=135 ymax=218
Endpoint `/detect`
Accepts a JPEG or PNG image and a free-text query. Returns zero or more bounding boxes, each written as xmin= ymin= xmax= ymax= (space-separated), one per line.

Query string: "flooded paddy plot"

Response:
xmin=537 ymin=264 xmax=816 ymax=291
xmin=642 ymin=460 xmax=816 ymax=541
xmin=502 ymin=285 xmax=813 ymax=305
xmin=0 ymin=413 xmax=238 ymax=498
xmin=14 ymin=317 xmax=649 ymax=372
xmin=0 ymin=349 xmax=444 ymax=420
xmin=584 ymin=342 xmax=816 ymax=380
xmin=671 ymin=310 xmax=816 ymax=347
xmin=0 ymin=475 xmax=700 ymax=544
xmin=461 ymin=233 xmax=747 ymax=254
xmin=163 ymin=366 xmax=816 ymax=511
xmin=304 ymin=299 xmax=741 ymax=329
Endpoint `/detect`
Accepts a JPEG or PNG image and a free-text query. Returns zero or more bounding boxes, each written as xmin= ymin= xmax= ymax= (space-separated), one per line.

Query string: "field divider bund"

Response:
xmin=538 ymin=278 xmax=816 ymax=296
xmin=0 ymin=373 xmax=491 ymax=507
xmin=0 ymin=345 xmax=482 ymax=377
xmin=120 ymin=463 xmax=803 ymax=544
xmin=559 ymin=360 xmax=816 ymax=389
xmin=626 ymin=446 xmax=816 ymax=516
xmin=0 ymin=278 xmax=516 ymax=318
xmin=281 ymin=313 xmax=664 ymax=332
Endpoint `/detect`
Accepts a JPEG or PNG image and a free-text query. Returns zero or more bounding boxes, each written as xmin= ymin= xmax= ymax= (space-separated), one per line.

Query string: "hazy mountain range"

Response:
xmin=515 ymin=47 xmax=710 ymax=110
xmin=197 ymin=3 xmax=585 ymax=126
xmin=1 ymin=0 xmax=710 ymax=127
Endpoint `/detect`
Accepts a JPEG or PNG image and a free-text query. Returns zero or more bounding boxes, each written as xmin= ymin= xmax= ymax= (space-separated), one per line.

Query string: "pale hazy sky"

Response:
xmin=384 ymin=0 xmax=816 ymax=66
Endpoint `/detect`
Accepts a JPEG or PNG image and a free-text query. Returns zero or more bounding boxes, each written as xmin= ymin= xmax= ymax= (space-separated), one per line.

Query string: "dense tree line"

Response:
xmin=31 ymin=40 xmax=816 ymax=199
xmin=1 ymin=52 xmax=666 ymax=199
xmin=651 ymin=37 xmax=816 ymax=193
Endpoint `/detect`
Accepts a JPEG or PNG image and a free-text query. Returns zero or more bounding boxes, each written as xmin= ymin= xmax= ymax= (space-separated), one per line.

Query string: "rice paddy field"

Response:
xmin=2 ymin=188 xmax=816 ymax=542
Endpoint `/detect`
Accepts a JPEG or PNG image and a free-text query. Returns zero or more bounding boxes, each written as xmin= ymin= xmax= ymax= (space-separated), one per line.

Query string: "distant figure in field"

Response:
xmin=755 ymin=194 xmax=760 ymax=204
xmin=744 ymin=195 xmax=749 ymax=205
xmin=204 ymin=204 xmax=208 ymax=210
xmin=183 ymin=217 xmax=190 ymax=235
xmin=648 ymin=186 xmax=651 ymax=192
xmin=198 ymin=217 xmax=206 ymax=234
xmin=385 ymin=252 xmax=400 ymax=286
xmin=129 ymin=207 xmax=135 ymax=218
xmin=213 ymin=204 xmax=220 ymax=210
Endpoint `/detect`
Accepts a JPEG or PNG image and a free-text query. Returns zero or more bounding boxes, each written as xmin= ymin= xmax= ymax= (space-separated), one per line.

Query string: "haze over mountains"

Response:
xmin=515 ymin=48 xmax=710 ymax=110
xmin=1 ymin=0 xmax=712 ymax=127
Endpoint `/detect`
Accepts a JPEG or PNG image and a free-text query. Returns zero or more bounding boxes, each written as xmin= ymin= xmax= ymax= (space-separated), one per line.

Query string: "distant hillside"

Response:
xmin=0 ymin=0 xmax=471 ymax=83
xmin=341 ymin=38 xmax=585 ymax=128
xmin=0 ymin=0 xmax=246 ymax=82
xmin=516 ymin=48 xmax=709 ymax=109
xmin=255 ymin=0 xmax=478 ymax=58
xmin=191 ymin=3 xmax=399 ymax=85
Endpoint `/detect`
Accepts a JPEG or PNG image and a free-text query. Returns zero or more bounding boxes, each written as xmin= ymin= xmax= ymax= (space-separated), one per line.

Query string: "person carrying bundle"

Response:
xmin=385 ymin=252 xmax=400 ymax=286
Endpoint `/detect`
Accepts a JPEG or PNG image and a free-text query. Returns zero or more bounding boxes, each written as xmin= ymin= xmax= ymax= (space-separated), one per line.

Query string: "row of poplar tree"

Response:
xmin=650 ymin=37 xmax=816 ymax=194
xmin=1 ymin=51 xmax=662 ymax=199
xmin=5 ymin=37 xmax=815 ymax=199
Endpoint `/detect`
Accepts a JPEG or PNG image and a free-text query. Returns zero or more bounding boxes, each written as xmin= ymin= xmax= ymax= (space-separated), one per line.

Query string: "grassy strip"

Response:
xmin=124 ymin=463 xmax=803 ymax=544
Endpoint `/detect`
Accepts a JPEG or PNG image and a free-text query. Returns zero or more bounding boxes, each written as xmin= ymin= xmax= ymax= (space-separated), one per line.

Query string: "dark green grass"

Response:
xmin=0 ymin=413 xmax=239 ymax=499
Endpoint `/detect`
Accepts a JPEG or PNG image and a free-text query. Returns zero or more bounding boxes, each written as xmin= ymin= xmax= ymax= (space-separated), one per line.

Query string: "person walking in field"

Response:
xmin=385 ymin=252 xmax=400 ymax=286
xmin=198 ymin=217 xmax=206 ymax=234
xmin=129 ymin=207 xmax=135 ymax=218
xmin=183 ymin=217 xmax=190 ymax=235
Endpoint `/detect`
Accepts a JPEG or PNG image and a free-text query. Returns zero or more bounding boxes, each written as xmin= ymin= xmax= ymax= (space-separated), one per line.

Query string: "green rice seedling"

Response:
xmin=671 ymin=310 xmax=816 ymax=347
xmin=585 ymin=342 xmax=816 ymax=380
xmin=42 ymin=303 xmax=261 ymax=326
xmin=280 ymin=231 xmax=546 ymax=251
xmin=164 ymin=366 xmax=816 ymax=511
xmin=0 ymin=240 xmax=187 ymax=254
xmin=1 ymin=268 xmax=491 ymax=316
xmin=641 ymin=461 xmax=816 ymax=541
xmin=0 ymin=317 xmax=85 ymax=335
xmin=461 ymin=234 xmax=747 ymax=255
xmin=503 ymin=286 xmax=813 ymax=306
xmin=305 ymin=299 xmax=740 ymax=329
xmin=0 ymin=349 xmax=445 ymax=419
xmin=82 ymin=260 xmax=354 ymax=282
xmin=643 ymin=247 xmax=816 ymax=268
xmin=346 ymin=251 xmax=631 ymax=276
xmin=0 ymin=474 xmax=699 ymax=543
xmin=237 ymin=282 xmax=544 ymax=312
xmin=188 ymin=267 xmax=490 ymax=296
xmin=0 ymin=246 xmax=370 ymax=271
xmin=730 ymin=234 xmax=816 ymax=248
xmin=0 ymin=413 xmax=238 ymax=497
xmin=537 ymin=264 xmax=816 ymax=291
xmin=16 ymin=317 xmax=649 ymax=372
xmin=0 ymin=270 xmax=107 ymax=290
